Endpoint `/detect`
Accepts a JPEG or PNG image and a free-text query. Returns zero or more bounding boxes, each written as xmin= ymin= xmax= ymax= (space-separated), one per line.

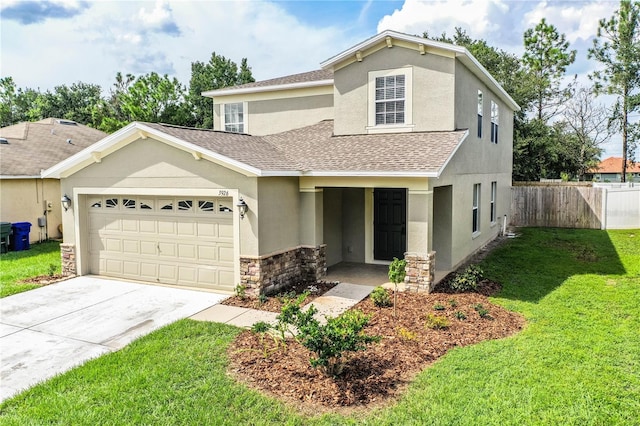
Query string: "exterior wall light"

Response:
xmin=61 ymin=194 xmax=72 ymax=211
xmin=236 ymin=197 xmax=248 ymax=219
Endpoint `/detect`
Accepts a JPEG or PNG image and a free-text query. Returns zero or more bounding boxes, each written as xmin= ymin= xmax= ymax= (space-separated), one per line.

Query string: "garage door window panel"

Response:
xmin=106 ymin=198 xmax=118 ymax=209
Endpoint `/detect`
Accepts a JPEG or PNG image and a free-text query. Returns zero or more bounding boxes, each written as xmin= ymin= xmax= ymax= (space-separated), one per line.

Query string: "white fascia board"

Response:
xmin=132 ymin=124 xmax=263 ymax=177
xmin=41 ymin=122 xmax=264 ymax=179
xmin=202 ymin=80 xmax=334 ymax=98
xmin=41 ymin=122 xmax=140 ymax=178
xmin=456 ymin=53 xmax=520 ymax=111
xmin=301 ymin=170 xmax=439 ymax=178
xmin=437 ymin=130 xmax=470 ymax=177
xmin=320 ymin=30 xmax=465 ymax=69
xmin=0 ymin=175 xmax=42 ymax=179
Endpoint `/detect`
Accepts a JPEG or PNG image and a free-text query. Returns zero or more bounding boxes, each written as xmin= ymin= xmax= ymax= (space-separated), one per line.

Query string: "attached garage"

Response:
xmin=86 ymin=195 xmax=236 ymax=292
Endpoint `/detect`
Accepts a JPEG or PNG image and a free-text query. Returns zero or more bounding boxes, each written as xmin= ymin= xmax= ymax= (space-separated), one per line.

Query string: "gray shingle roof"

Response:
xmin=0 ymin=118 xmax=107 ymax=176
xmin=214 ymin=69 xmax=333 ymax=92
xmin=146 ymin=120 xmax=467 ymax=175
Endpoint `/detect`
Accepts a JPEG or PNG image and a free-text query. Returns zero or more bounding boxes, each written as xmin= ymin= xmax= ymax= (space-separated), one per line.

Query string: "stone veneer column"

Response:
xmin=404 ymin=251 xmax=436 ymax=293
xmin=239 ymin=244 xmax=327 ymax=297
xmin=60 ymin=243 xmax=77 ymax=276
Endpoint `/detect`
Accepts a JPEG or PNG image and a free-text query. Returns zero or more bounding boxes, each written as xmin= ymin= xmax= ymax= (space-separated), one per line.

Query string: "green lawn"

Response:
xmin=0 ymin=240 xmax=61 ymax=298
xmin=1 ymin=229 xmax=638 ymax=425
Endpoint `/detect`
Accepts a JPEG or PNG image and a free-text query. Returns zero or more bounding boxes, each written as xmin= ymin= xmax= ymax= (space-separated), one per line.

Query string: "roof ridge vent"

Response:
xmin=56 ymin=119 xmax=78 ymax=126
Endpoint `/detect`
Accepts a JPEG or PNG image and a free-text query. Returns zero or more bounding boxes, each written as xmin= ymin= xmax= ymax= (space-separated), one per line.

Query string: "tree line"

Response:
xmin=1 ymin=1 xmax=638 ymax=181
xmin=0 ymin=54 xmax=254 ymax=133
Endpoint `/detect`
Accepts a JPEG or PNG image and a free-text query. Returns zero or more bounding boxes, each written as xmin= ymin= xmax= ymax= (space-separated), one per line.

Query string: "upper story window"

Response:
xmin=490 ymin=101 xmax=499 ymax=143
xmin=477 ymin=91 xmax=483 ymax=139
xmin=375 ymin=75 xmax=405 ymax=125
xmin=367 ymin=68 xmax=413 ymax=133
xmin=223 ymin=102 xmax=245 ymax=133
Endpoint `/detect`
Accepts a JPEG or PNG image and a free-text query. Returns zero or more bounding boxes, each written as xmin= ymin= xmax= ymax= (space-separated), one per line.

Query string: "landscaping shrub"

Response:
xmin=370 ymin=286 xmax=392 ymax=307
xmin=449 ymin=265 xmax=483 ymax=292
xmin=274 ymin=302 xmax=380 ymax=377
xmin=425 ymin=314 xmax=450 ymax=330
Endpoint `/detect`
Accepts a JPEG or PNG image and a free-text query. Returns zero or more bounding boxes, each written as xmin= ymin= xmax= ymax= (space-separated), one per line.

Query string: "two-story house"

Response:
xmin=43 ymin=31 xmax=519 ymax=295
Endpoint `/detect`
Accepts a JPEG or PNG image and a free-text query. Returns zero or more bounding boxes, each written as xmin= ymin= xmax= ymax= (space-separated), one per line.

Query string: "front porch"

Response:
xmin=326 ymin=262 xmax=452 ymax=289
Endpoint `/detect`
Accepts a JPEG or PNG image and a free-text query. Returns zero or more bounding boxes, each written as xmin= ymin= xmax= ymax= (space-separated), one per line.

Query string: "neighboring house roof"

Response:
xmin=0 ymin=118 xmax=108 ymax=178
xmin=43 ymin=120 xmax=468 ymax=179
xmin=202 ymin=69 xmax=333 ymax=97
xmin=590 ymin=157 xmax=640 ymax=174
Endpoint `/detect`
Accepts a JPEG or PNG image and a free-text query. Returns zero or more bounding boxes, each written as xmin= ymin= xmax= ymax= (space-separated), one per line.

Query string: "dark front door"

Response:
xmin=374 ymin=188 xmax=407 ymax=261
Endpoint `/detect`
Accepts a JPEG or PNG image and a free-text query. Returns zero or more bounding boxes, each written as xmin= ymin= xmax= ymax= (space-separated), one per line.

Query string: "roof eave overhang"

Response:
xmin=202 ymin=79 xmax=334 ymax=98
xmin=0 ymin=175 xmax=43 ymax=179
xmin=299 ymin=171 xmax=439 ymax=178
xmin=41 ymin=122 xmax=264 ymax=179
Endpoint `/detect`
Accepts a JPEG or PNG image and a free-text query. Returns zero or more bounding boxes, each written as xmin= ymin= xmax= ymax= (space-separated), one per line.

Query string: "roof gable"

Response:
xmin=320 ymin=30 xmax=519 ymax=112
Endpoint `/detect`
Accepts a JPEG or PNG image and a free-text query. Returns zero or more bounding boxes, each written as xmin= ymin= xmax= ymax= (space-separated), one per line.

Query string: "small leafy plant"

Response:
xmin=425 ymin=314 xmax=450 ymax=330
xmin=455 ymin=311 xmax=467 ymax=320
xmin=397 ymin=327 xmax=417 ymax=342
xmin=251 ymin=321 xmax=271 ymax=333
xmin=48 ymin=263 xmax=57 ymax=277
xmin=449 ymin=265 xmax=483 ymax=292
xmin=234 ymin=284 xmax=247 ymax=300
xmin=370 ymin=286 xmax=392 ymax=307
xmin=474 ymin=303 xmax=491 ymax=318
xmin=433 ymin=303 xmax=446 ymax=311
xmin=388 ymin=257 xmax=407 ymax=317
xmin=257 ymin=294 xmax=268 ymax=305
xmin=449 ymin=299 xmax=458 ymax=308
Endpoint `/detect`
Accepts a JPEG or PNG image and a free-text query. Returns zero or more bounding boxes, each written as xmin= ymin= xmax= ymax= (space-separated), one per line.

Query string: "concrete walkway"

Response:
xmin=191 ymin=283 xmax=374 ymax=326
xmin=0 ymin=276 xmax=226 ymax=402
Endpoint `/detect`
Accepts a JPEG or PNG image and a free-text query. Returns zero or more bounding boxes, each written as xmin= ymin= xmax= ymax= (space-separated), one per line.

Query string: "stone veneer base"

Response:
xmin=60 ymin=243 xmax=77 ymax=276
xmin=239 ymin=245 xmax=327 ymax=296
xmin=404 ymin=251 xmax=436 ymax=293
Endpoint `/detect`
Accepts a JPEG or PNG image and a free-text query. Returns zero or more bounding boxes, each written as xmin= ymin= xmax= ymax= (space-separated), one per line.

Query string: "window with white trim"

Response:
xmin=490 ymin=101 xmax=499 ymax=143
xmin=472 ymin=183 xmax=481 ymax=234
xmin=367 ymin=68 xmax=413 ymax=131
xmin=223 ymin=102 xmax=245 ymax=133
xmin=477 ymin=90 xmax=483 ymax=138
xmin=490 ymin=181 xmax=497 ymax=223
xmin=375 ymin=75 xmax=405 ymax=125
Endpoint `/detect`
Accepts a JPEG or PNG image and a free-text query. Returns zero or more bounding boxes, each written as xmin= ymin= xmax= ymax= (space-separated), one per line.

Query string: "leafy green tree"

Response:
xmin=188 ymin=52 xmax=254 ymax=128
xmin=523 ymin=18 xmax=577 ymax=121
xmin=589 ymin=0 xmax=640 ymax=182
xmin=0 ymin=77 xmax=19 ymax=127
xmin=118 ymin=72 xmax=191 ymax=125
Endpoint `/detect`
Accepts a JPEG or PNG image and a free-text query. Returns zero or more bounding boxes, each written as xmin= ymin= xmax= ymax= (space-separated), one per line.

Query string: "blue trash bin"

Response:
xmin=11 ymin=222 xmax=31 ymax=251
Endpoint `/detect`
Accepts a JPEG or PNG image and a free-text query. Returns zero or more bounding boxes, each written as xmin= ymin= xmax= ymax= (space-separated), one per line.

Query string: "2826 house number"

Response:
xmin=218 ymin=190 xmax=229 ymax=196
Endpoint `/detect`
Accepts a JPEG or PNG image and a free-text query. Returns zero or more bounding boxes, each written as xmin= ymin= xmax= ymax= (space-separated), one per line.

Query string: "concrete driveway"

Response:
xmin=0 ymin=276 xmax=226 ymax=402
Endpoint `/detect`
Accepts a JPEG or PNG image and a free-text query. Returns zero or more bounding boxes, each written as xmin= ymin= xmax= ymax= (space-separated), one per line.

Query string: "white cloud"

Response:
xmin=523 ymin=1 xmax=616 ymax=44
xmin=377 ymin=0 xmax=510 ymax=41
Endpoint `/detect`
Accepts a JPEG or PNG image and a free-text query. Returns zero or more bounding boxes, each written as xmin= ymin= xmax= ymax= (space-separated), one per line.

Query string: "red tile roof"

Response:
xmin=592 ymin=157 xmax=640 ymax=173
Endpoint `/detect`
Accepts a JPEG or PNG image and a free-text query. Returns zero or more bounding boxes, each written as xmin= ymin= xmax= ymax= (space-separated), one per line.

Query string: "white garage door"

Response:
xmin=87 ymin=195 xmax=235 ymax=292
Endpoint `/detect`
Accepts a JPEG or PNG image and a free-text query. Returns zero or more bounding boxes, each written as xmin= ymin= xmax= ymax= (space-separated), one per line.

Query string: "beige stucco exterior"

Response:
xmin=213 ymin=87 xmax=333 ymax=135
xmin=333 ymin=46 xmax=456 ymax=135
xmin=0 ymin=178 xmax=63 ymax=243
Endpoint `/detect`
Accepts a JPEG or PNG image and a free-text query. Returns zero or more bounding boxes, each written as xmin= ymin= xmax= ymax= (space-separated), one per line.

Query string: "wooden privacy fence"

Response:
xmin=511 ymin=182 xmax=603 ymax=229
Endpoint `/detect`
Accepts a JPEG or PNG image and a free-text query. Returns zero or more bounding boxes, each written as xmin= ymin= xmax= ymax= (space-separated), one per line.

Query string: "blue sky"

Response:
xmin=0 ymin=0 xmax=626 ymax=156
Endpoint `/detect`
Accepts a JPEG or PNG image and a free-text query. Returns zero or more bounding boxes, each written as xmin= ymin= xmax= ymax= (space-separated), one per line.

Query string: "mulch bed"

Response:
xmin=222 ymin=281 xmax=338 ymax=313
xmin=227 ymin=280 xmax=525 ymax=415
xmin=19 ymin=274 xmax=69 ymax=286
